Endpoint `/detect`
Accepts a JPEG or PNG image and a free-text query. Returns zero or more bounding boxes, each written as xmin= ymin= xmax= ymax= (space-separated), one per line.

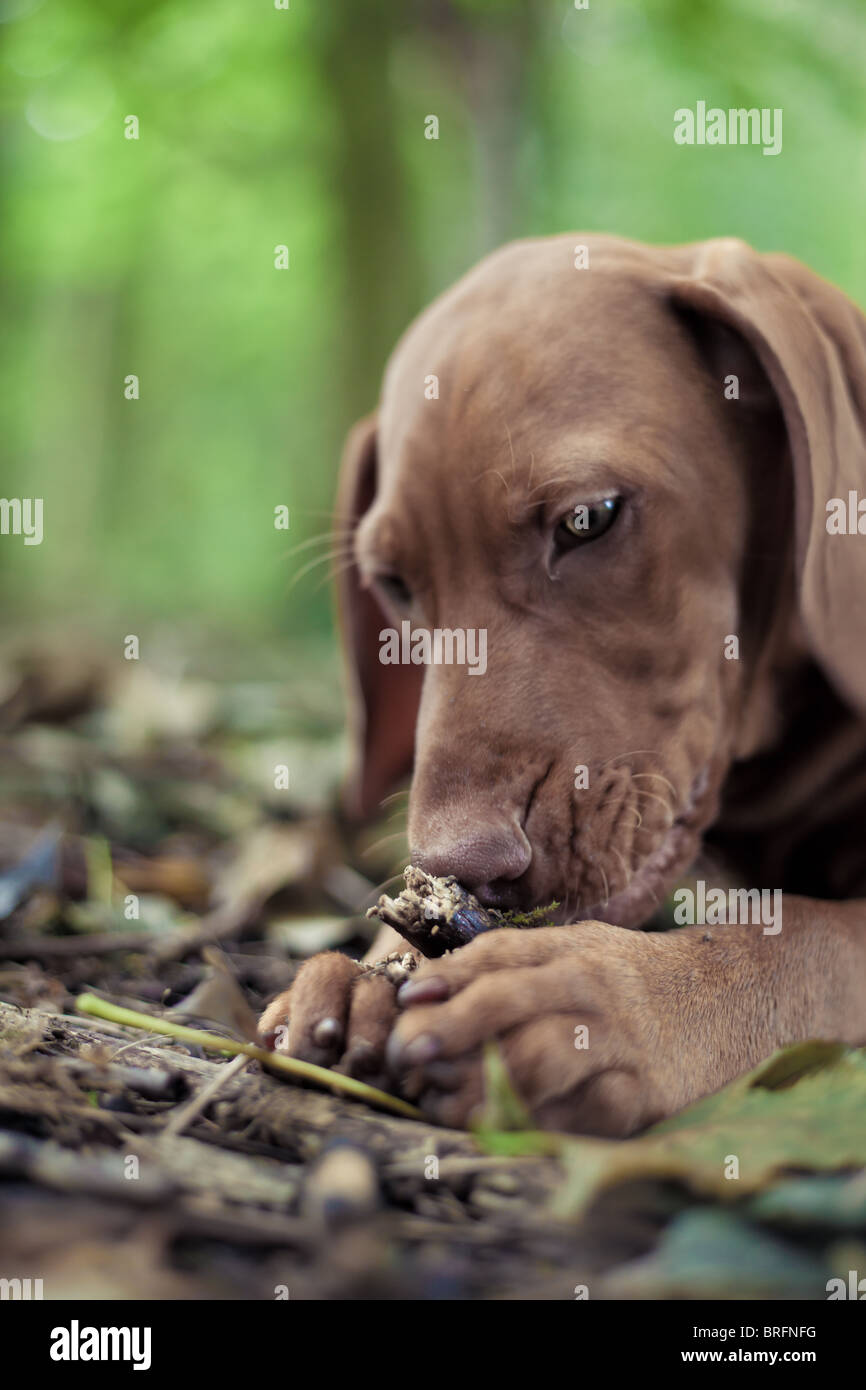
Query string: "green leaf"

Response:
xmin=83 ymin=835 xmax=115 ymax=908
xmin=551 ymin=1042 xmax=866 ymax=1219
xmin=604 ymin=1209 xmax=829 ymax=1300
xmin=748 ymin=1172 xmax=866 ymax=1231
xmin=471 ymin=1041 xmax=534 ymax=1138
xmin=745 ymin=1039 xmax=851 ymax=1091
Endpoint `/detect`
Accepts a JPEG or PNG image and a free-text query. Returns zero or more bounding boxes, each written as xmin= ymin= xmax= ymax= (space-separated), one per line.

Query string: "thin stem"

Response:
xmin=75 ymin=993 xmax=422 ymax=1122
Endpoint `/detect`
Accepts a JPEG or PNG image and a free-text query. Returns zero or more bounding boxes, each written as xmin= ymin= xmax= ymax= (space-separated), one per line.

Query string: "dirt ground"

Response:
xmin=0 ymin=633 xmax=864 ymax=1300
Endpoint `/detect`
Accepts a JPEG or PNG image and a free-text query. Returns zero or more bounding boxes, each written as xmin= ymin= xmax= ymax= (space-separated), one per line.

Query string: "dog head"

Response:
xmin=334 ymin=235 xmax=866 ymax=925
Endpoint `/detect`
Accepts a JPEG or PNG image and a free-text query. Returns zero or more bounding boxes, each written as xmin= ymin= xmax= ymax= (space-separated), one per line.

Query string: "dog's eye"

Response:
xmin=556 ymin=497 xmax=622 ymax=548
xmin=374 ymin=573 xmax=412 ymax=608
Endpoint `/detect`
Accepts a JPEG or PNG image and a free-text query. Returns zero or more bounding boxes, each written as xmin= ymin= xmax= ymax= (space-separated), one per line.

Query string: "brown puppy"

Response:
xmin=260 ymin=234 xmax=866 ymax=1136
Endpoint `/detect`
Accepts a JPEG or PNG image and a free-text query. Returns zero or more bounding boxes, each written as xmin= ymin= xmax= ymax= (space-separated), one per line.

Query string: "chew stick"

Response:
xmin=367 ymin=867 xmax=501 ymax=958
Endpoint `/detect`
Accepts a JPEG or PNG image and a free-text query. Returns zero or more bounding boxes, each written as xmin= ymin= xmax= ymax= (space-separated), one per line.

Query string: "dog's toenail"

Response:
xmin=313 ymin=1017 xmax=342 ymax=1049
xmin=345 ymin=1040 xmax=376 ymax=1073
xmin=404 ymin=1033 xmax=441 ymax=1065
xmin=397 ymin=976 xmax=448 ymax=1006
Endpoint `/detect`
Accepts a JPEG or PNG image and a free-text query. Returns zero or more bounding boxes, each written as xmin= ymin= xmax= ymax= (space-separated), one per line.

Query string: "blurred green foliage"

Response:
xmin=1 ymin=0 xmax=864 ymax=639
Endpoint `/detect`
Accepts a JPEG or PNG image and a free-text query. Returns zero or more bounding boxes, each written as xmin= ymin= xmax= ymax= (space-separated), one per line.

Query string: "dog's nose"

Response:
xmin=412 ymin=825 xmax=531 ymax=903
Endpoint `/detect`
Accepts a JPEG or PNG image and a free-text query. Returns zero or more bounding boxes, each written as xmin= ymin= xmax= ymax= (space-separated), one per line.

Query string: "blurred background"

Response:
xmin=1 ymin=0 xmax=864 ymax=648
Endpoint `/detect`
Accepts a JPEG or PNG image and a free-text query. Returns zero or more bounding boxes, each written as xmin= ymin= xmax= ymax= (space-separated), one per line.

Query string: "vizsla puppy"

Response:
xmin=260 ymin=235 xmax=866 ymax=1135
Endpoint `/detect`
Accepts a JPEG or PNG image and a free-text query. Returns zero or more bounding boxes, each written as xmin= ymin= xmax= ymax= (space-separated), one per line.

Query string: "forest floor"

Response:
xmin=0 ymin=630 xmax=864 ymax=1300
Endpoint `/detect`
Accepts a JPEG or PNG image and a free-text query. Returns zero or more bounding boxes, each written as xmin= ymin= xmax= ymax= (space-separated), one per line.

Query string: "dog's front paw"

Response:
xmin=259 ymin=950 xmax=416 ymax=1091
xmin=385 ymin=924 xmax=682 ymax=1136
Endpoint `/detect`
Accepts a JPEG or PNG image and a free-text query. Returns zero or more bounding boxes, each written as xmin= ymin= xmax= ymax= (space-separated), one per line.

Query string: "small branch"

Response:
xmin=367 ymin=867 xmax=560 ymax=956
xmin=367 ymin=866 xmax=499 ymax=957
xmin=75 ymin=993 xmax=422 ymax=1122
xmin=162 ymin=1053 xmax=249 ymax=1138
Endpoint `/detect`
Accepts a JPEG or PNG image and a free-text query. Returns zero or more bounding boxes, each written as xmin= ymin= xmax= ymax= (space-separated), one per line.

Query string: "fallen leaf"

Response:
xmin=167 ymin=949 xmax=260 ymax=1042
xmin=552 ymin=1043 xmax=866 ymax=1217
xmin=603 ymin=1209 xmax=828 ymax=1299
xmin=474 ymin=1043 xmax=866 ymax=1218
xmin=748 ymin=1171 xmax=866 ymax=1231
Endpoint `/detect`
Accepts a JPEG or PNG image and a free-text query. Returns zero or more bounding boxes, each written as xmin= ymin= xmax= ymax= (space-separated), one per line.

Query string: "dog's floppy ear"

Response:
xmin=669 ymin=238 xmax=866 ymax=714
xmin=334 ymin=414 xmax=423 ymax=821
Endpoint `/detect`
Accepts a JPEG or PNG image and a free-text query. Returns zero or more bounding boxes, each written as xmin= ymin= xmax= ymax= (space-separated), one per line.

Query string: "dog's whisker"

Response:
xmin=278 ymin=539 xmax=354 ymax=564
xmin=597 ymin=861 xmax=610 ymax=908
xmin=631 ymin=771 xmax=679 ymax=803
xmin=309 ymin=543 xmax=355 ymax=570
xmin=525 ymin=471 xmax=583 ymax=500
xmin=597 ymin=748 xmax=666 ymax=771
xmin=360 ymin=871 xmax=406 ymax=908
xmin=288 ymin=506 xmax=351 ymax=519
xmin=288 ymin=545 xmax=350 ymax=578
xmin=525 ymin=468 xmax=580 ymax=494
xmin=480 ymin=467 xmax=511 ymax=495
xmin=607 ymin=844 xmax=630 ymax=894
xmin=361 ymin=832 xmax=409 ymax=859
xmin=633 ymin=787 xmax=676 ymax=822
xmin=287 ymin=548 xmax=355 ymax=592
xmin=380 ymin=789 xmax=410 ymax=808
xmin=280 ymin=529 xmax=352 ymax=560
xmin=313 ymin=556 xmax=357 ymax=591
xmin=504 ymin=420 xmax=516 ymax=483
